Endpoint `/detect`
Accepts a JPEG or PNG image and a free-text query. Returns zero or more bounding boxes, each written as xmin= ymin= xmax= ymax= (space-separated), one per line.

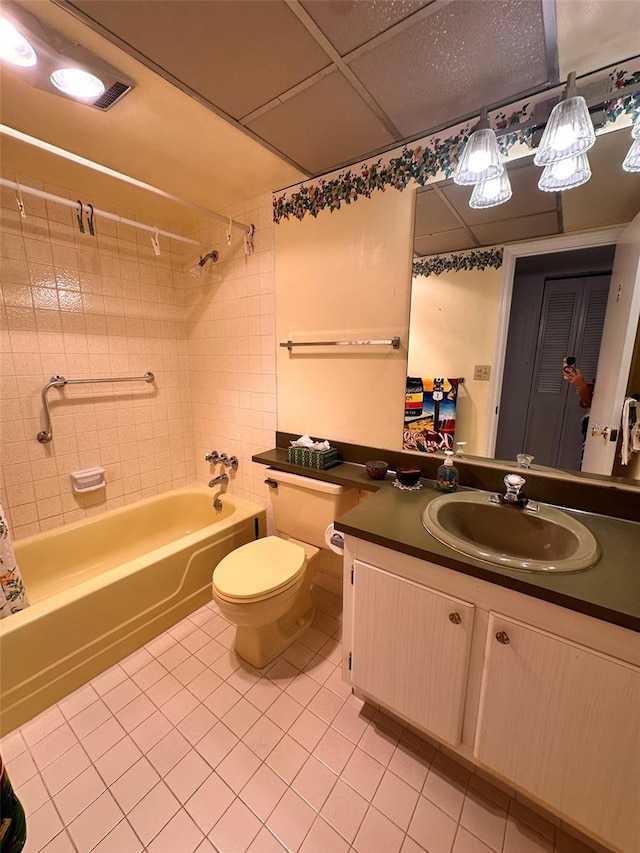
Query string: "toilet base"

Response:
xmin=233 ymin=587 xmax=316 ymax=669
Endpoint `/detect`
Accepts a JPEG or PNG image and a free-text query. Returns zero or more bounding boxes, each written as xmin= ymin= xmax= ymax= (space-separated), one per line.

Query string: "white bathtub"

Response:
xmin=0 ymin=485 xmax=265 ymax=735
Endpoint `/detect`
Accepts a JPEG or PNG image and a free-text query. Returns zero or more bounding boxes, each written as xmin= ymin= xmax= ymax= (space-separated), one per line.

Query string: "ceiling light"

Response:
xmin=538 ymin=153 xmax=591 ymax=192
xmin=0 ymin=16 xmax=37 ymax=67
xmin=534 ymin=72 xmax=595 ymax=166
xmin=469 ymin=170 xmax=512 ymax=209
xmin=453 ymin=107 xmax=503 ymax=186
xmin=623 ymin=137 xmax=640 ymax=173
xmin=0 ymin=1 xmax=133 ymax=110
xmin=51 ymin=67 xmax=105 ymax=99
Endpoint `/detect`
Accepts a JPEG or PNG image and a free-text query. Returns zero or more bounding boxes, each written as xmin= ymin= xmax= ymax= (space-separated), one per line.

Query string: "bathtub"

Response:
xmin=0 ymin=485 xmax=265 ymax=736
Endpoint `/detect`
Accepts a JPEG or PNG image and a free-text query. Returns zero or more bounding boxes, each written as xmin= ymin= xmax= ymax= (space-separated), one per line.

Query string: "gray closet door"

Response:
xmin=497 ymin=274 xmax=610 ymax=469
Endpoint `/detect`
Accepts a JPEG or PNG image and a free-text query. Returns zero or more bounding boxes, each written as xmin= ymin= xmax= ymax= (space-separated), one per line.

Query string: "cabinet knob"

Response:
xmin=449 ymin=612 xmax=462 ymax=625
xmin=495 ymin=631 xmax=510 ymax=645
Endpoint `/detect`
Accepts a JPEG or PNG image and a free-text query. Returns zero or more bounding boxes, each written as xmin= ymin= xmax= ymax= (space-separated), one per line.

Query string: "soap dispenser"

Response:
xmin=436 ymin=450 xmax=458 ymax=492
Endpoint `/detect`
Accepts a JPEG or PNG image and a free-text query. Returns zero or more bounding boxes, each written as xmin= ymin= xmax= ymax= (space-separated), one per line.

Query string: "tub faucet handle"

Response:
xmin=220 ymin=453 xmax=229 ymax=465
xmin=229 ymin=455 xmax=239 ymax=471
xmin=205 ymin=450 xmax=220 ymax=463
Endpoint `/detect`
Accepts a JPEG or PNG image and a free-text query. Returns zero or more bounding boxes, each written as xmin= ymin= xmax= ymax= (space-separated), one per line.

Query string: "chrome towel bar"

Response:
xmin=280 ymin=336 xmax=400 ymax=352
xmin=37 ymin=372 xmax=155 ymax=443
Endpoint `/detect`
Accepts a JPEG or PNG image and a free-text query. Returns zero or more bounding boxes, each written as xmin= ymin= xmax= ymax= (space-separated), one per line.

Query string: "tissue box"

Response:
xmin=287 ymin=446 xmax=340 ymax=470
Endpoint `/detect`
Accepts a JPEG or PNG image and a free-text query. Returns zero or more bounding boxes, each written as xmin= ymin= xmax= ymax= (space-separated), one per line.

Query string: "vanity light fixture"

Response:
xmin=0 ymin=1 xmax=133 ymax=110
xmin=469 ymin=169 xmax=512 ymax=209
xmin=453 ymin=107 xmax=503 ymax=186
xmin=622 ymin=112 xmax=640 ymax=172
xmin=538 ymin=152 xmax=591 ymax=192
xmin=622 ymin=136 xmax=640 ymax=172
xmin=533 ymin=72 xmax=596 ymax=166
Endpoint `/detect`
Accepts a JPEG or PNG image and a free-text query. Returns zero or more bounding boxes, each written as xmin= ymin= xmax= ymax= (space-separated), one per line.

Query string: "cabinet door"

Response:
xmin=475 ymin=613 xmax=640 ymax=853
xmin=351 ymin=561 xmax=474 ymax=746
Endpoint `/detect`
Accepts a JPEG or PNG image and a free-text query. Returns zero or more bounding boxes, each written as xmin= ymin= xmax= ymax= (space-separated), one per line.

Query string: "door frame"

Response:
xmin=485 ymin=227 xmax=625 ymax=458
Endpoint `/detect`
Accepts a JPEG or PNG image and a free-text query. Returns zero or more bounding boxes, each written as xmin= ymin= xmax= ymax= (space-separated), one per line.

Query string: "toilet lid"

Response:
xmin=213 ymin=536 xmax=306 ymax=600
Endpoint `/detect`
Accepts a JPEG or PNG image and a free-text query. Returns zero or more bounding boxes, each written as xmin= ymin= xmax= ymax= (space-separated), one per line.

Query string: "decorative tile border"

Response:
xmin=273 ymin=64 xmax=640 ymax=225
xmin=412 ymin=247 xmax=504 ymax=278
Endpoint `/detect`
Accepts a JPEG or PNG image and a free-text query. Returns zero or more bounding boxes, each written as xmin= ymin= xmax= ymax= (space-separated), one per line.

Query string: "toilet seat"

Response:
xmin=212 ymin=536 xmax=307 ymax=603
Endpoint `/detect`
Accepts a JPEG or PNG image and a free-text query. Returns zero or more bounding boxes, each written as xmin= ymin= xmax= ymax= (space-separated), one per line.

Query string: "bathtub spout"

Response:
xmin=209 ymin=474 xmax=229 ymax=487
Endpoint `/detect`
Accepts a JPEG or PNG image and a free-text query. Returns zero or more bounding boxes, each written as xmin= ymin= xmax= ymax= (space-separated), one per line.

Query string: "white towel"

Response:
xmin=620 ymin=398 xmax=639 ymax=466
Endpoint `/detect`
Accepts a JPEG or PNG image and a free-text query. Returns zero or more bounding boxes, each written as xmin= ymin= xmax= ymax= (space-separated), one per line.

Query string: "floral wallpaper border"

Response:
xmin=273 ymin=64 xmax=640 ymax=225
xmin=413 ymin=248 xmax=504 ymax=278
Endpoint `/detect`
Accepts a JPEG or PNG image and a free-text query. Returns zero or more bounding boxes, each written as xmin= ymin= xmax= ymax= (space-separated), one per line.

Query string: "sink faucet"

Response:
xmin=209 ymin=474 xmax=228 ymax=487
xmin=489 ymin=474 xmax=538 ymax=511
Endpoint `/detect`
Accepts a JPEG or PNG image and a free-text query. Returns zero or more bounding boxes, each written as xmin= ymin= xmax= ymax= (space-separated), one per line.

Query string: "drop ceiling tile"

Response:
xmin=246 ymin=71 xmax=396 ymax=175
xmin=300 ymin=0 xmax=433 ymax=55
xmin=414 ymin=229 xmax=475 ymax=255
xmin=349 ymin=0 xmax=548 ymax=138
xmin=556 ymin=0 xmax=640 ymax=78
xmin=470 ymin=210 xmax=561 ymax=246
xmin=68 ymin=0 xmax=332 ymax=119
xmin=415 ymin=187 xmax=463 ymax=234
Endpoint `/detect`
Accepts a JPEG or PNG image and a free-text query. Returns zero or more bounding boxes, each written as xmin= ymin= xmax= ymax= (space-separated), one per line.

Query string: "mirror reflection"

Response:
xmin=406 ymin=129 xmax=640 ymax=481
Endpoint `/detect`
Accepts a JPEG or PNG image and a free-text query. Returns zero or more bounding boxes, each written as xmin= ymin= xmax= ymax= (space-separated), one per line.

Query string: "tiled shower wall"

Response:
xmin=0 ymin=176 xmax=278 ymax=542
xmin=184 ymin=193 xmax=277 ymax=523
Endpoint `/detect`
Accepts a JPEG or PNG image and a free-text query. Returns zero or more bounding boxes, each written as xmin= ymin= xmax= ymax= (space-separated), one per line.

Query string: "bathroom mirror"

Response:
xmin=405 ymin=128 xmax=640 ymax=482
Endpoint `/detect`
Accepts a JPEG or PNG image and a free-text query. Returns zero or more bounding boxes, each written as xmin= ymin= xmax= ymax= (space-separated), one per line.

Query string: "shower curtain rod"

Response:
xmin=0 ymin=177 xmax=201 ymax=248
xmin=0 ymin=124 xmax=253 ymax=234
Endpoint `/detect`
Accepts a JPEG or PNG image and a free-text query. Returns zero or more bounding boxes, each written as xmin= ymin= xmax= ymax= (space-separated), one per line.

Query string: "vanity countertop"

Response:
xmin=253 ymin=449 xmax=640 ymax=632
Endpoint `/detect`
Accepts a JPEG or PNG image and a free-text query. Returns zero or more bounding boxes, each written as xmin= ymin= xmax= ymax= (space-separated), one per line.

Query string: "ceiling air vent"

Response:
xmin=92 ymin=81 xmax=132 ymax=111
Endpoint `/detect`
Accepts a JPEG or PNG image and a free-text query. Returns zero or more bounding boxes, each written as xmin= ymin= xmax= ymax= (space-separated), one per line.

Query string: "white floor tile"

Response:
xmin=53 ymin=765 xmax=106 ymax=823
xmin=7 ymin=601 xmax=607 ymax=853
xmin=67 ymin=790 xmax=123 ymax=853
xmin=127 ymin=781 xmax=180 ymax=845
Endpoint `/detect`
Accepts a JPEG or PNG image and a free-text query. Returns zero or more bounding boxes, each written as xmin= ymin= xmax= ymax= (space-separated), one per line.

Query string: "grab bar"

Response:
xmin=280 ymin=336 xmax=400 ymax=352
xmin=37 ymin=372 xmax=155 ymax=443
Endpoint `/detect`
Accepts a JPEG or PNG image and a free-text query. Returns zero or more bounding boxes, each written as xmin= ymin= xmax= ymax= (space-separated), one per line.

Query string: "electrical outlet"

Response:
xmin=474 ymin=365 xmax=492 ymax=381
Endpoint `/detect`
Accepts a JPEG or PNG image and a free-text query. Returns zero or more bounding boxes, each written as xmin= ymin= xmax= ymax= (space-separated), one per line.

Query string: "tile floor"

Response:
xmin=2 ymin=587 xmax=610 ymax=853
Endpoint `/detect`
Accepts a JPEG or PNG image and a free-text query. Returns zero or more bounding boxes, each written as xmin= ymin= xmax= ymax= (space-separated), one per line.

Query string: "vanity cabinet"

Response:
xmin=476 ymin=613 xmax=640 ymax=853
xmin=344 ymin=542 xmax=640 ymax=853
xmin=351 ymin=561 xmax=474 ymax=746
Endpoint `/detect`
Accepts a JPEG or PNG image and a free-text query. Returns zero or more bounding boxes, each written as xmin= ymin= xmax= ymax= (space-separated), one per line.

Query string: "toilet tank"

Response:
xmin=266 ymin=468 xmax=359 ymax=549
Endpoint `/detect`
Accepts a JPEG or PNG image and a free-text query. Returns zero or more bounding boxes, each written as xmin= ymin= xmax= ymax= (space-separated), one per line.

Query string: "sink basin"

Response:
xmin=421 ymin=491 xmax=599 ymax=573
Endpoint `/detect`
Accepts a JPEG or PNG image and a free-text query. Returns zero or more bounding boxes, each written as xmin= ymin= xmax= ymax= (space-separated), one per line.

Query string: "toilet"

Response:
xmin=211 ymin=469 xmax=358 ymax=668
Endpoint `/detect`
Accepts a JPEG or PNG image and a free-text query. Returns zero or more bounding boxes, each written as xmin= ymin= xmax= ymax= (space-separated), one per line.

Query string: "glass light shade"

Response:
xmin=533 ymin=96 xmax=595 ymax=166
xmin=538 ymin=153 xmax=591 ymax=192
xmin=51 ymin=67 xmax=105 ymax=98
xmin=0 ymin=17 xmax=37 ymax=67
xmin=632 ymin=114 xmax=640 ymax=140
xmin=453 ymin=128 xmax=503 ymax=185
xmin=622 ymin=137 xmax=640 ymax=173
xmin=469 ymin=170 xmax=512 ymax=208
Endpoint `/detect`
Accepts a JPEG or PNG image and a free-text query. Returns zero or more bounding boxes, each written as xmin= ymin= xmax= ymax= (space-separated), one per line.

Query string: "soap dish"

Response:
xmin=70 ymin=467 xmax=106 ymax=494
xmin=392 ymin=479 xmax=423 ymax=491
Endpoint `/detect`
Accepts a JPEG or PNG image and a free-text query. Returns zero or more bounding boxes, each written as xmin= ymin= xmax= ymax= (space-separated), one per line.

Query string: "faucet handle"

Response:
xmin=504 ymin=473 xmax=526 ymax=502
xmin=229 ymin=455 xmax=239 ymax=471
xmin=504 ymin=473 xmax=525 ymax=491
xmin=205 ymin=450 xmax=220 ymax=463
xmin=220 ymin=453 xmax=229 ymax=465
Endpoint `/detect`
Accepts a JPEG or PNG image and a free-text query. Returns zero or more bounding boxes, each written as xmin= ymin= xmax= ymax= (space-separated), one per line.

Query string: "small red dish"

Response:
xmin=396 ymin=466 xmax=421 ymax=487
